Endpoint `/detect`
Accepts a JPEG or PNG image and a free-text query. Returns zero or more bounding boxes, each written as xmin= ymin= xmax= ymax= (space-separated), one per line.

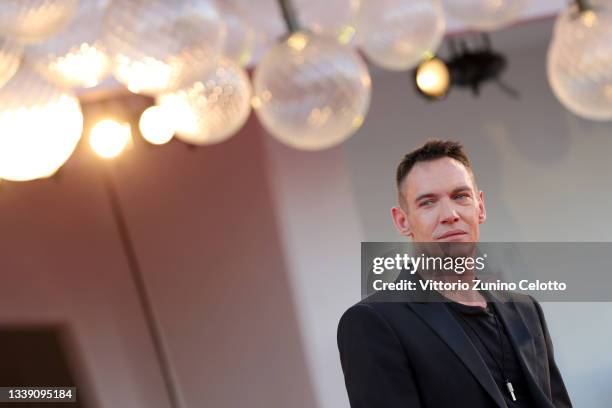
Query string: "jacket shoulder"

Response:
xmin=338 ymin=298 xmax=413 ymax=334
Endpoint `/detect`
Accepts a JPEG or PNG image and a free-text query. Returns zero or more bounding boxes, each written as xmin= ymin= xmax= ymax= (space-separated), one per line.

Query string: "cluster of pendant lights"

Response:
xmin=0 ymin=0 xmax=610 ymax=182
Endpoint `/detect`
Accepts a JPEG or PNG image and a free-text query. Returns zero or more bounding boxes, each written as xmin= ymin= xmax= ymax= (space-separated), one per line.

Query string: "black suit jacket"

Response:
xmin=337 ymin=290 xmax=572 ymax=407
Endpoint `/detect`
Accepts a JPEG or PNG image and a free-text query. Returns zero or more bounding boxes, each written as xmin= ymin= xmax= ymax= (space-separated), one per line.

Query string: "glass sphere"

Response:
xmin=104 ymin=0 xmax=225 ymax=95
xmin=0 ymin=65 xmax=83 ymax=181
xmin=547 ymin=2 xmax=612 ymax=121
xmin=356 ymin=0 xmax=445 ymax=71
xmin=0 ymin=37 xmax=22 ymax=89
xmin=294 ymin=0 xmax=360 ymax=44
xmin=218 ymin=1 xmax=256 ymax=67
xmin=0 ymin=0 xmax=79 ymax=44
xmin=230 ymin=0 xmax=285 ymax=66
xmin=442 ymin=0 xmax=529 ymax=31
xmin=253 ymin=32 xmax=371 ymax=150
xmin=157 ymin=58 xmax=252 ymax=145
xmin=28 ymin=0 xmax=111 ymax=88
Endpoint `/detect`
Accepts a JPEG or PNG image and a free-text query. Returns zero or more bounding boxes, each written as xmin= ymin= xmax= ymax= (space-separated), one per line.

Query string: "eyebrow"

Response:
xmin=414 ymin=185 xmax=473 ymax=204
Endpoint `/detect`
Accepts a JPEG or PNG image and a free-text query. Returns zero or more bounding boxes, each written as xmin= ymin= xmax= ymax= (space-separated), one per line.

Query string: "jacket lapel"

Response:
xmin=490 ymin=294 xmax=554 ymax=408
xmin=407 ymin=301 xmax=507 ymax=408
xmin=490 ymin=296 xmax=538 ymax=380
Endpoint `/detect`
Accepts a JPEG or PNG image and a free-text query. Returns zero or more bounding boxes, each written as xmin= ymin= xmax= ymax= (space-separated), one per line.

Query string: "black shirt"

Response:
xmin=447 ymin=301 xmax=535 ymax=407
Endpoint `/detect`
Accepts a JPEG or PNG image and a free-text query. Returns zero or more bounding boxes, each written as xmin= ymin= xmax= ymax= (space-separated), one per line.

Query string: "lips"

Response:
xmin=436 ymin=230 xmax=467 ymax=240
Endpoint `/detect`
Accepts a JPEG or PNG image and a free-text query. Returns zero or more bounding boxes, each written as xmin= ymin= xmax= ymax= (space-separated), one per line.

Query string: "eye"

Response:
xmin=419 ymin=199 xmax=435 ymax=207
xmin=454 ymin=193 xmax=470 ymax=201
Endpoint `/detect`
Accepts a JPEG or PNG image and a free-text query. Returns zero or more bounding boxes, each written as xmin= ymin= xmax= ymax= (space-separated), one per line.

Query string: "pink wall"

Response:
xmin=0 ymin=114 xmax=317 ymax=408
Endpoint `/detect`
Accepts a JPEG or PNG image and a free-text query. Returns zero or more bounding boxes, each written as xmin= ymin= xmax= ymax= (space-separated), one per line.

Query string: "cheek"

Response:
xmin=461 ymin=206 xmax=481 ymax=226
xmin=410 ymin=210 xmax=438 ymax=232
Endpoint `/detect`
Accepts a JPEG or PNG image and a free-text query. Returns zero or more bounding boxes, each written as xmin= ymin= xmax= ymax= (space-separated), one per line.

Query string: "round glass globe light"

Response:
xmin=229 ymin=0 xmax=291 ymax=67
xmin=218 ymin=1 xmax=256 ymax=67
xmin=442 ymin=0 xmax=529 ymax=31
xmin=0 ymin=65 xmax=83 ymax=181
xmin=253 ymin=31 xmax=371 ymax=151
xmin=104 ymin=0 xmax=225 ymax=95
xmin=294 ymin=0 xmax=360 ymax=44
xmin=157 ymin=57 xmax=252 ymax=146
xmin=0 ymin=0 xmax=79 ymax=44
xmin=0 ymin=37 xmax=22 ymax=89
xmin=356 ymin=0 xmax=445 ymax=71
xmin=28 ymin=0 xmax=112 ymax=88
xmin=547 ymin=1 xmax=612 ymax=120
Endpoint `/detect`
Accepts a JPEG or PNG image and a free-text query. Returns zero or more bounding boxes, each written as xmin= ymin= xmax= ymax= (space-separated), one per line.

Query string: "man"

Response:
xmin=337 ymin=140 xmax=572 ymax=407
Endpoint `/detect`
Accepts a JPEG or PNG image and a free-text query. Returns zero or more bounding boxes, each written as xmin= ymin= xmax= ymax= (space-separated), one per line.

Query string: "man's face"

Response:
xmin=392 ymin=157 xmax=486 ymax=243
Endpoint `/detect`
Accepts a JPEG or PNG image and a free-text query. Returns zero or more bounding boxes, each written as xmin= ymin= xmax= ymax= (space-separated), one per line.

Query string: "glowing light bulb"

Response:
xmin=139 ymin=106 xmax=175 ymax=145
xmin=416 ymin=57 xmax=450 ymax=98
xmin=89 ymin=119 xmax=131 ymax=159
xmin=27 ymin=0 xmax=111 ymax=88
xmin=0 ymin=65 xmax=83 ymax=182
xmin=43 ymin=43 xmax=110 ymax=88
xmin=287 ymin=32 xmax=309 ymax=52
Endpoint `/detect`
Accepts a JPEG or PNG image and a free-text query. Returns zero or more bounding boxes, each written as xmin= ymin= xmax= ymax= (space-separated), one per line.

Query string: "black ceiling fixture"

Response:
xmin=414 ymin=33 xmax=519 ymax=100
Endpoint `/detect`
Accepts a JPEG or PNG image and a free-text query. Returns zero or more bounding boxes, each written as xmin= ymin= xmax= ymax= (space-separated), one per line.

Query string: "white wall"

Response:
xmin=0 ymin=116 xmax=318 ymax=408
xmin=262 ymin=138 xmax=365 ymax=408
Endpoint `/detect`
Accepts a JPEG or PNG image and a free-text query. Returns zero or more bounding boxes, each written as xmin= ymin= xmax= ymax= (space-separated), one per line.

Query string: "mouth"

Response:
xmin=436 ymin=230 xmax=467 ymax=240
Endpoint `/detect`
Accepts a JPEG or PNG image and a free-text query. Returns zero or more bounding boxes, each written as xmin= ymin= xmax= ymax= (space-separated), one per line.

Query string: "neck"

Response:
xmin=435 ymin=268 xmax=487 ymax=308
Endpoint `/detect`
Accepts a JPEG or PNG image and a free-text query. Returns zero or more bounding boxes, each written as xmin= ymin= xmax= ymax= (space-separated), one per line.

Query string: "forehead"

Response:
xmin=403 ymin=157 xmax=475 ymax=198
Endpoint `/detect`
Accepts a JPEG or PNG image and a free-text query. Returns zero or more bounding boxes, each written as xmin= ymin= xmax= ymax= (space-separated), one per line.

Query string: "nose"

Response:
xmin=439 ymin=198 xmax=459 ymax=225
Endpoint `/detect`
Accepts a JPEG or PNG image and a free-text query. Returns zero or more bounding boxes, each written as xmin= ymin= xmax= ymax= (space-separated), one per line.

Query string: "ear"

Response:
xmin=477 ymin=190 xmax=486 ymax=224
xmin=391 ymin=206 xmax=413 ymax=238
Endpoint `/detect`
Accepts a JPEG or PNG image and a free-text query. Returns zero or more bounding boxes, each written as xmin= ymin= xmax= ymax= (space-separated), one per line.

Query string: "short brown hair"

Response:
xmin=396 ymin=140 xmax=474 ymax=207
